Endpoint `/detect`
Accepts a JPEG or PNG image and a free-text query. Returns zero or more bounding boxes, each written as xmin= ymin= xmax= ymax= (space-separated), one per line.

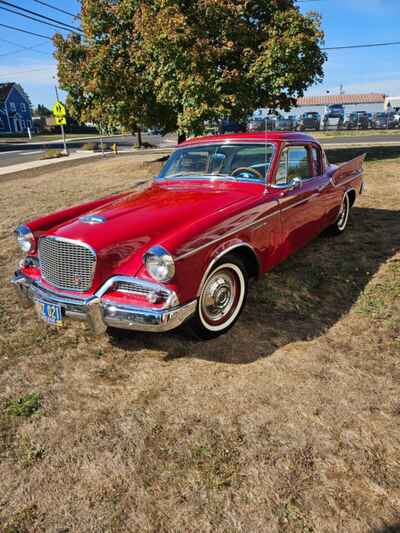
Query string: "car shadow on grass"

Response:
xmin=109 ymin=206 xmax=400 ymax=364
xmin=372 ymin=525 xmax=400 ymax=533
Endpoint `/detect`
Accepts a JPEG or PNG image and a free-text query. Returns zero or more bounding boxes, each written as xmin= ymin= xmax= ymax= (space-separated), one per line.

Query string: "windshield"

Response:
xmin=158 ymin=143 xmax=275 ymax=182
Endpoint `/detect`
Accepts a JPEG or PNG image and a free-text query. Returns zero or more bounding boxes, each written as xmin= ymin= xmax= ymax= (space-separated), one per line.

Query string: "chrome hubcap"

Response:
xmin=201 ymin=270 xmax=237 ymax=323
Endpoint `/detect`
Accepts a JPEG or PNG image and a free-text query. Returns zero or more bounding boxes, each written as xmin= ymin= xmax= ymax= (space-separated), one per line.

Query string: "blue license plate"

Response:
xmin=39 ymin=302 xmax=63 ymax=326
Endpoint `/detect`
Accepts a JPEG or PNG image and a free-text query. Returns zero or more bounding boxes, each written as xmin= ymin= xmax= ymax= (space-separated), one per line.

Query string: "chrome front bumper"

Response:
xmin=12 ymin=272 xmax=197 ymax=335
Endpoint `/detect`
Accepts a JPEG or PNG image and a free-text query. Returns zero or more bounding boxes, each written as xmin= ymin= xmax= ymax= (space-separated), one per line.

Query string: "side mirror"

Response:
xmin=288 ymin=177 xmax=302 ymax=191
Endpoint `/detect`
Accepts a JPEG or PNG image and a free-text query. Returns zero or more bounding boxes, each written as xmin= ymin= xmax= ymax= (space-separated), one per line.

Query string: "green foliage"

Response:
xmin=8 ymin=393 xmax=41 ymax=418
xmin=54 ymin=0 xmax=325 ymax=137
xmin=40 ymin=149 xmax=65 ymax=160
xmin=80 ymin=142 xmax=98 ymax=151
xmin=34 ymin=104 xmax=51 ymax=117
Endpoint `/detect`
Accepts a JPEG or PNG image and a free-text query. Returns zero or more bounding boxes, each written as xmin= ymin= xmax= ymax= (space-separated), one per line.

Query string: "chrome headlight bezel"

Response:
xmin=15 ymin=225 xmax=36 ymax=254
xmin=143 ymin=245 xmax=175 ymax=282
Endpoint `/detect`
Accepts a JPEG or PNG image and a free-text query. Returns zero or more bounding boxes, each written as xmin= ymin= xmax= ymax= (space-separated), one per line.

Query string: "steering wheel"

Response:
xmin=231 ymin=167 xmax=263 ymax=180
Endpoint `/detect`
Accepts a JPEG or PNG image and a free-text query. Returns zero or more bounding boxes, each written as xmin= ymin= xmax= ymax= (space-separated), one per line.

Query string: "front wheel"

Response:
xmin=327 ymin=193 xmax=350 ymax=235
xmin=188 ymin=255 xmax=248 ymax=339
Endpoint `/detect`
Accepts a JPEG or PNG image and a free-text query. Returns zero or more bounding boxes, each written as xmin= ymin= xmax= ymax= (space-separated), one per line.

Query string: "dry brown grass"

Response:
xmin=0 ymin=149 xmax=399 ymax=533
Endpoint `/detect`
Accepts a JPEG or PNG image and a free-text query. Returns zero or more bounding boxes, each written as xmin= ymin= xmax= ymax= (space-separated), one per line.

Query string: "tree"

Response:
xmin=54 ymin=0 xmax=325 ymax=141
xmin=34 ymin=104 xmax=51 ymax=117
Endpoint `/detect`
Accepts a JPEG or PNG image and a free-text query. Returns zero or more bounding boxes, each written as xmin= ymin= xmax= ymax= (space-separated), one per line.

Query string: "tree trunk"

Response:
xmin=137 ymin=128 xmax=142 ymax=148
xmin=177 ymin=132 xmax=186 ymax=144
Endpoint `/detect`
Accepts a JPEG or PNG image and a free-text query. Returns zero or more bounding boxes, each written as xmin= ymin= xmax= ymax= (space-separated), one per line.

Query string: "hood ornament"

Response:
xmin=80 ymin=214 xmax=107 ymax=224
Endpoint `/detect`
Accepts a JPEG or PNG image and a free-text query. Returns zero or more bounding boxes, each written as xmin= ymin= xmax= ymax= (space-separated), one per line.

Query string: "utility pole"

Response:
xmin=55 ymin=85 xmax=68 ymax=156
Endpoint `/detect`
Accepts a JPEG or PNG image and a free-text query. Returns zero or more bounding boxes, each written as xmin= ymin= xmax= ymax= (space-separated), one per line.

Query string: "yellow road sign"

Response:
xmin=52 ymin=100 xmax=66 ymax=117
xmin=55 ymin=116 xmax=67 ymax=126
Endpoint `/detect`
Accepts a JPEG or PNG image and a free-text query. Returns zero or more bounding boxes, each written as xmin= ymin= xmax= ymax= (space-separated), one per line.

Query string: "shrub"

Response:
xmin=40 ymin=149 xmax=65 ymax=160
xmin=80 ymin=142 xmax=98 ymax=151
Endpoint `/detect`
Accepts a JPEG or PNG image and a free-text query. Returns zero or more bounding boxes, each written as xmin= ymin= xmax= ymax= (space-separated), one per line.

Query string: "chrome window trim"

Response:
xmin=156 ymin=141 xmax=277 ymax=186
xmin=175 ymin=210 xmax=279 ymax=261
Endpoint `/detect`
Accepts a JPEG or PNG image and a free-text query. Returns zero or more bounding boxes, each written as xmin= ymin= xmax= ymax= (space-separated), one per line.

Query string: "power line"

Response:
xmin=0 ymin=23 xmax=53 ymax=40
xmin=0 ymin=1 xmax=82 ymax=33
xmin=0 ymin=66 xmax=56 ymax=79
xmin=0 ymin=38 xmax=51 ymax=58
xmin=323 ymin=41 xmax=400 ymax=51
xmin=31 ymin=0 xmax=78 ymax=19
xmin=0 ymin=5 xmax=82 ymax=34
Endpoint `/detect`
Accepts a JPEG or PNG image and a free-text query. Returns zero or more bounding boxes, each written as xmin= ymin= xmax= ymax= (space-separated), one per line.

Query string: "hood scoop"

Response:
xmin=80 ymin=214 xmax=107 ymax=224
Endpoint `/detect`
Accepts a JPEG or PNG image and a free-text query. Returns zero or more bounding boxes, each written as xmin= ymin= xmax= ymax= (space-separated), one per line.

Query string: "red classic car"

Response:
xmin=12 ymin=132 xmax=365 ymax=339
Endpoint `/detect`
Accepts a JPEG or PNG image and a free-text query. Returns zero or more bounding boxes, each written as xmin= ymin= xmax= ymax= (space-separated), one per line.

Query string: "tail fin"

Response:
xmin=330 ymin=153 xmax=366 ymax=187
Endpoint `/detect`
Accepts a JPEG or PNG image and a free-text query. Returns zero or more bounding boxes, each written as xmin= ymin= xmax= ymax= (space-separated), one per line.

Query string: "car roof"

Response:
xmin=180 ymin=131 xmax=318 ymax=147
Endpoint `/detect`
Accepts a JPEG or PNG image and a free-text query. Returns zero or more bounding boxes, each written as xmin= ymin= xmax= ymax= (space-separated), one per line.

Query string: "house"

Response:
xmin=0 ymin=82 xmax=33 ymax=134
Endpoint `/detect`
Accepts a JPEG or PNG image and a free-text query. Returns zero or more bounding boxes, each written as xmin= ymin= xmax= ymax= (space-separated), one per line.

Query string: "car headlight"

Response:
xmin=15 ymin=225 xmax=35 ymax=254
xmin=143 ymin=245 xmax=175 ymax=282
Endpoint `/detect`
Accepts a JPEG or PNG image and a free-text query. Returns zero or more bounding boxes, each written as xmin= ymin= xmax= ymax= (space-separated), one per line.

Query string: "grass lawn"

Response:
xmin=0 ymin=149 xmax=399 ymax=532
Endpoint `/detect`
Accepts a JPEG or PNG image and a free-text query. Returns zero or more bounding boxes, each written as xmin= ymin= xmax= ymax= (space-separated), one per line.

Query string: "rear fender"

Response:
xmin=330 ymin=153 xmax=366 ymax=188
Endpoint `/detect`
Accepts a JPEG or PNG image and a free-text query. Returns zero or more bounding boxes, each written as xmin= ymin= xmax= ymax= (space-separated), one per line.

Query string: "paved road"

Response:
xmin=1 ymin=132 xmax=400 ymax=168
xmin=0 ymin=134 xmax=175 ymax=168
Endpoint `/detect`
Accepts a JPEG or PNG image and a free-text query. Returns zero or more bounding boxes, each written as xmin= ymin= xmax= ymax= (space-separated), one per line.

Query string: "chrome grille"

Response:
xmin=117 ymin=281 xmax=169 ymax=300
xmin=39 ymin=237 xmax=96 ymax=292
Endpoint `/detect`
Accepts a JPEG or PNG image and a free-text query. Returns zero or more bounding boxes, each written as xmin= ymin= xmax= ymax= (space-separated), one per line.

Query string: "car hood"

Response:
xmin=46 ymin=180 xmax=255 ymax=283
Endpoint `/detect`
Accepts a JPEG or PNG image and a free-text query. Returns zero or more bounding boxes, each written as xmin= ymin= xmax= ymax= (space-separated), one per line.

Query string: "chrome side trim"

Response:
xmin=279 ymin=192 xmax=319 ymax=214
xmin=175 ymin=210 xmax=279 ymax=261
xmin=196 ymin=242 xmax=260 ymax=297
xmin=331 ymin=174 xmax=360 ymax=189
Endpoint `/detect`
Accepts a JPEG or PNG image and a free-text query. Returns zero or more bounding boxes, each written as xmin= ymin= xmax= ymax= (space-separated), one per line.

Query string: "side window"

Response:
xmin=10 ymin=102 xmax=16 ymax=112
xmin=20 ymin=103 xmax=26 ymax=112
xmin=311 ymin=146 xmax=322 ymax=175
xmin=275 ymin=146 xmax=310 ymax=185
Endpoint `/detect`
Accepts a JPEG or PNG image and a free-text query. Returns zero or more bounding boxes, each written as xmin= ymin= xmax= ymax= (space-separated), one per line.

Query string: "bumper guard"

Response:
xmin=12 ymin=272 xmax=197 ymax=335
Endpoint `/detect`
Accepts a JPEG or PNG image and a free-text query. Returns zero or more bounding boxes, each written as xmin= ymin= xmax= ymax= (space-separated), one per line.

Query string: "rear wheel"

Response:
xmin=327 ymin=192 xmax=350 ymax=235
xmin=188 ymin=255 xmax=248 ymax=339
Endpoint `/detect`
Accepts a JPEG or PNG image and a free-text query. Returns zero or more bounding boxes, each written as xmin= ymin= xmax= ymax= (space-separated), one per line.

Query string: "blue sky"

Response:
xmin=0 ymin=0 xmax=398 ymax=108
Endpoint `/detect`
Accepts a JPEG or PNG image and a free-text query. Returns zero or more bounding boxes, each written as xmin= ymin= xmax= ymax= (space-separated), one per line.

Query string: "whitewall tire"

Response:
xmin=189 ymin=255 xmax=248 ymax=339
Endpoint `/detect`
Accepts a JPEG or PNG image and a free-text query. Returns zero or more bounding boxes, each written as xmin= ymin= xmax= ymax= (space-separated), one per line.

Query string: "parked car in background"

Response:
xmin=275 ymin=115 xmax=293 ymax=131
xmin=345 ymin=111 xmax=370 ymax=130
xmin=287 ymin=115 xmax=298 ymax=130
xmin=297 ymin=112 xmax=321 ymax=131
xmin=247 ymin=118 xmax=265 ymax=133
xmin=218 ymin=118 xmax=246 ymax=134
xmin=12 ymin=132 xmax=365 ymax=339
xmin=323 ymin=104 xmax=345 ymax=130
xmin=371 ymin=112 xmax=397 ymax=129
